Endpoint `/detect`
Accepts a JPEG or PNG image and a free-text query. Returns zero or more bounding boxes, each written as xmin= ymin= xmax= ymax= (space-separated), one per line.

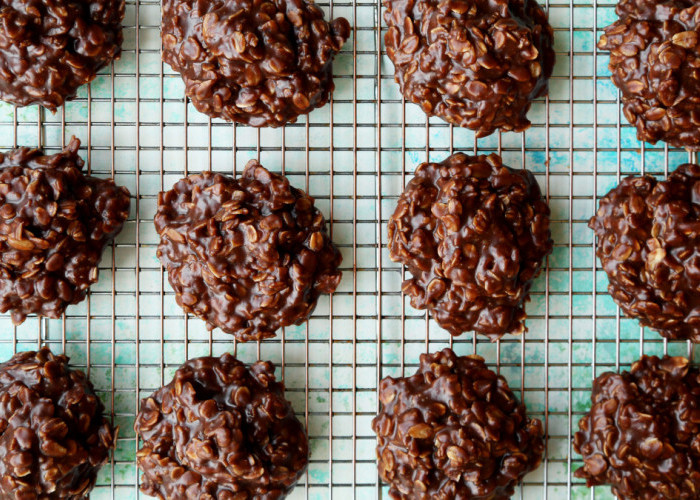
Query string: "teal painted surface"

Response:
xmin=0 ymin=0 xmax=697 ymax=498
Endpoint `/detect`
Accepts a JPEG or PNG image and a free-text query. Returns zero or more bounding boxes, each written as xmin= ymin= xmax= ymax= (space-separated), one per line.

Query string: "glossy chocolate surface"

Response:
xmin=599 ymin=0 xmax=700 ymax=150
xmin=590 ymin=163 xmax=700 ymax=342
xmin=161 ymin=0 xmax=350 ymax=126
xmin=574 ymin=355 xmax=700 ymax=499
xmin=135 ymin=353 xmax=308 ymax=499
xmin=0 ymin=348 xmax=116 ymax=499
xmin=388 ymin=152 xmax=551 ymax=340
xmin=0 ymin=138 xmax=130 ymax=324
xmin=372 ymin=348 xmax=544 ymax=499
xmin=383 ymin=0 xmax=555 ymax=137
xmin=155 ymin=160 xmax=342 ymax=341
xmin=0 ymin=0 xmax=124 ymax=110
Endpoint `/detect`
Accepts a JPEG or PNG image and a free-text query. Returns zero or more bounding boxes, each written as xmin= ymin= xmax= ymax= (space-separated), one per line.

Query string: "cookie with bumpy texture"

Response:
xmin=135 ymin=353 xmax=308 ymax=499
xmin=161 ymin=0 xmax=350 ymax=126
xmin=598 ymin=0 xmax=700 ymax=150
xmin=155 ymin=160 xmax=342 ymax=341
xmin=372 ymin=348 xmax=545 ymax=499
xmin=589 ymin=163 xmax=700 ymax=342
xmin=0 ymin=138 xmax=130 ymax=324
xmin=388 ymin=152 xmax=552 ymax=340
xmin=0 ymin=0 xmax=124 ymax=110
xmin=0 ymin=347 xmax=117 ymax=499
xmin=574 ymin=355 xmax=700 ymax=500
xmin=383 ymin=0 xmax=555 ymax=137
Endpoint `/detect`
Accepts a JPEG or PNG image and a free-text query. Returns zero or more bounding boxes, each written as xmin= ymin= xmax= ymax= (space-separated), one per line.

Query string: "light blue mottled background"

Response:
xmin=0 ymin=0 xmax=697 ymax=498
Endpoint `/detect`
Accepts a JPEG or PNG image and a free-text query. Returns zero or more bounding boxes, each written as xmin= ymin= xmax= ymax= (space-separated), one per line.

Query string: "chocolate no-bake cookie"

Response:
xmin=155 ymin=160 xmax=341 ymax=341
xmin=598 ymin=0 xmax=700 ymax=150
xmin=574 ymin=355 xmax=700 ymax=500
xmin=388 ymin=153 xmax=551 ymax=340
xmin=0 ymin=0 xmax=124 ymax=111
xmin=0 ymin=347 xmax=117 ymax=499
xmin=589 ymin=163 xmax=700 ymax=342
xmin=383 ymin=0 xmax=555 ymax=137
xmin=0 ymin=138 xmax=130 ymax=324
xmin=161 ymin=0 xmax=350 ymax=127
xmin=372 ymin=348 xmax=544 ymax=499
xmin=135 ymin=353 xmax=308 ymax=499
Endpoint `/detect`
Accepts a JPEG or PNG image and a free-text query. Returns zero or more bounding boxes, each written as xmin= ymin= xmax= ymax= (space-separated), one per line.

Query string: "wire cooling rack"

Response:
xmin=0 ymin=0 xmax=698 ymax=499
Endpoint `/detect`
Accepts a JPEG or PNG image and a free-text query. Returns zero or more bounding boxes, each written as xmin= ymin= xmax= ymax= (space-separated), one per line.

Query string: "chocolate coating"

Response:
xmin=0 ymin=138 xmax=130 ymax=324
xmin=589 ymin=163 xmax=700 ymax=342
xmin=372 ymin=348 xmax=544 ymax=499
xmin=388 ymin=152 xmax=552 ymax=340
xmin=155 ymin=160 xmax=342 ymax=342
xmin=383 ymin=0 xmax=555 ymax=137
xmin=0 ymin=0 xmax=124 ymax=111
xmin=135 ymin=353 xmax=309 ymax=500
xmin=161 ymin=0 xmax=350 ymax=127
xmin=574 ymin=355 xmax=700 ymax=500
xmin=0 ymin=347 xmax=117 ymax=499
xmin=598 ymin=0 xmax=700 ymax=150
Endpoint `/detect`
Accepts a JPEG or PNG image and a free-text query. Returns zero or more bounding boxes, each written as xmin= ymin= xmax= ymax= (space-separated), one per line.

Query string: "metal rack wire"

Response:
xmin=0 ymin=0 xmax=698 ymax=499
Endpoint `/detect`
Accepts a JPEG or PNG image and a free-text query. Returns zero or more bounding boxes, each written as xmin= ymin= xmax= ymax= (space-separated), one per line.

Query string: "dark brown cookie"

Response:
xmin=155 ymin=160 xmax=342 ymax=341
xmin=161 ymin=0 xmax=350 ymax=127
xmin=0 ymin=0 xmax=124 ymax=111
xmin=598 ymin=0 xmax=700 ymax=150
xmin=574 ymin=355 xmax=700 ymax=500
xmin=589 ymin=163 xmax=700 ymax=342
xmin=372 ymin=348 xmax=544 ymax=500
xmin=388 ymin=152 xmax=551 ymax=340
xmin=135 ymin=353 xmax=309 ymax=500
xmin=383 ymin=0 xmax=555 ymax=137
xmin=0 ymin=347 xmax=117 ymax=499
xmin=0 ymin=138 xmax=130 ymax=324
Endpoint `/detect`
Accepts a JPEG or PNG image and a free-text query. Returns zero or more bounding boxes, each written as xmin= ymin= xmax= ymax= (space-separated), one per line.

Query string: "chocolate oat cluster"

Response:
xmin=388 ymin=153 xmax=551 ymax=340
xmin=590 ymin=163 xmax=700 ymax=342
xmin=0 ymin=138 xmax=130 ymax=324
xmin=155 ymin=160 xmax=342 ymax=341
xmin=598 ymin=0 xmax=700 ymax=150
xmin=161 ymin=0 xmax=350 ymax=127
xmin=372 ymin=348 xmax=544 ymax=499
xmin=574 ymin=355 xmax=700 ymax=499
xmin=0 ymin=0 xmax=124 ymax=110
xmin=0 ymin=347 xmax=116 ymax=499
xmin=383 ymin=0 xmax=555 ymax=137
xmin=135 ymin=353 xmax=309 ymax=499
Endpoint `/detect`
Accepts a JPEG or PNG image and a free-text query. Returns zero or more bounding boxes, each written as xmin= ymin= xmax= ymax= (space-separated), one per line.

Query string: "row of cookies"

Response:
xmin=2 ymin=0 xmax=697 ymax=155
xmin=0 ymin=346 xmax=693 ymax=498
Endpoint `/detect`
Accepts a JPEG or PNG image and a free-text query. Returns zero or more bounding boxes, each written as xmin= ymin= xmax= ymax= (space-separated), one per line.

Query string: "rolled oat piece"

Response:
xmin=0 ymin=347 xmax=117 ymax=499
xmin=0 ymin=138 xmax=131 ymax=324
xmin=0 ymin=0 xmax=124 ymax=111
xmin=372 ymin=348 xmax=545 ymax=499
xmin=574 ymin=354 xmax=700 ymax=499
xmin=388 ymin=152 xmax=552 ymax=340
xmin=598 ymin=0 xmax=700 ymax=150
xmin=383 ymin=0 xmax=555 ymax=137
xmin=589 ymin=163 xmax=700 ymax=342
xmin=155 ymin=160 xmax=342 ymax=342
xmin=135 ymin=353 xmax=309 ymax=499
xmin=161 ymin=0 xmax=350 ymax=127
